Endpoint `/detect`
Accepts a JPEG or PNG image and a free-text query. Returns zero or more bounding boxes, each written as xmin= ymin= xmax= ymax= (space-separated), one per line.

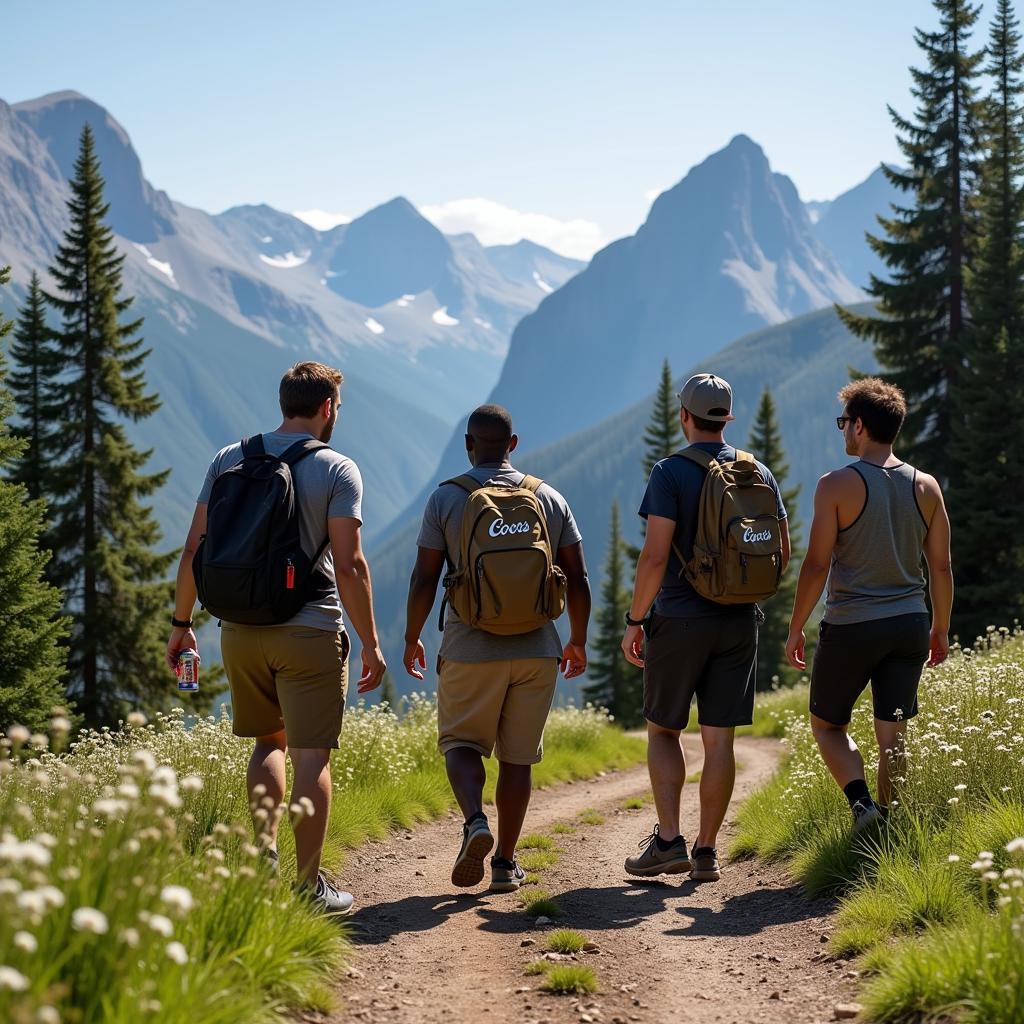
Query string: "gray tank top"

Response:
xmin=824 ymin=460 xmax=929 ymax=625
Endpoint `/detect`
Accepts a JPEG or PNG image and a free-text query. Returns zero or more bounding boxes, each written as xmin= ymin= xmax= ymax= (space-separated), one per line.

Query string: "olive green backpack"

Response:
xmin=671 ymin=448 xmax=783 ymax=604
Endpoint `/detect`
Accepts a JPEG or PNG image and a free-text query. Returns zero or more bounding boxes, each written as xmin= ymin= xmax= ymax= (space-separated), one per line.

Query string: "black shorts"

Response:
xmin=643 ymin=612 xmax=757 ymax=731
xmin=810 ymin=612 xmax=930 ymax=726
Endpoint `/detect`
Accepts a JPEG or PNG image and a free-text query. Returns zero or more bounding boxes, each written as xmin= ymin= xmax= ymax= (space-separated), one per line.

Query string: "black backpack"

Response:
xmin=193 ymin=435 xmax=334 ymax=625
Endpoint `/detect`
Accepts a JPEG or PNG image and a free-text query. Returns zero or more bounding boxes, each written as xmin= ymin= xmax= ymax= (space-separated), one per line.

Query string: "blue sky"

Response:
xmin=2 ymin=1 xmax=1014 ymax=257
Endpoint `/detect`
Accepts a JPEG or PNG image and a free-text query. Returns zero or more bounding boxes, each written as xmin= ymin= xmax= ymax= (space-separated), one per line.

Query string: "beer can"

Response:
xmin=177 ymin=649 xmax=200 ymax=692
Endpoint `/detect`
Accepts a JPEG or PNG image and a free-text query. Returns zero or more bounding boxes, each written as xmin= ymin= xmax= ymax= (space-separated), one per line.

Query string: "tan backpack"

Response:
xmin=439 ymin=474 xmax=567 ymax=635
xmin=671 ymin=448 xmax=783 ymax=605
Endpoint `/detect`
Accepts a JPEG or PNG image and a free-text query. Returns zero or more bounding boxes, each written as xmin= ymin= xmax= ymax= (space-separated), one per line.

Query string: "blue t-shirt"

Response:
xmin=639 ymin=443 xmax=788 ymax=618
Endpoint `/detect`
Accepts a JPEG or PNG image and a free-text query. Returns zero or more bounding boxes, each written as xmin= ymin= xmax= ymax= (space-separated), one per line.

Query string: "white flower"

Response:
xmin=948 ymin=854 xmax=961 ymax=863
xmin=7 ymin=725 xmax=30 ymax=746
xmin=36 ymin=1006 xmax=61 ymax=1024
xmin=50 ymin=715 xmax=71 ymax=734
xmin=165 ymin=941 xmax=188 ymax=965
xmin=147 ymin=913 xmax=173 ymax=937
xmin=127 ymin=711 xmax=148 ymax=728
xmin=954 ymin=783 xmax=967 ymax=792
xmin=151 ymin=765 xmax=177 ymax=787
xmin=0 ymin=879 xmax=22 ymax=896
xmin=13 ymin=931 xmax=37 ymax=953
xmin=1007 ymin=837 xmax=1024 ymax=855
xmin=72 ymin=907 xmax=109 ymax=935
xmin=149 ymin=785 xmax=182 ymax=810
xmin=0 ymin=965 xmax=29 ymax=991
xmin=180 ymin=775 xmax=203 ymax=793
xmin=298 ymin=796 xmax=315 ymax=818
xmin=37 ymin=886 xmax=65 ymax=909
xmin=131 ymin=750 xmax=156 ymax=773
xmin=119 ymin=927 xmax=140 ymax=947
xmin=160 ymin=885 xmax=194 ymax=915
xmin=947 ymin=797 xmax=959 ymax=805
xmin=17 ymin=891 xmax=47 ymax=919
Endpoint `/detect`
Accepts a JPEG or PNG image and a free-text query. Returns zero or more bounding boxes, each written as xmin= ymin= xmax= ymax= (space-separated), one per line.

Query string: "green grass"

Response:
xmin=523 ymin=960 xmax=550 ymax=976
xmin=518 ymin=833 xmax=556 ymax=850
xmin=519 ymin=888 xmax=563 ymax=918
xmin=578 ymin=809 xmax=605 ymax=825
xmin=732 ymin=630 xmax=1024 ymax=1022
xmin=550 ymin=822 xmax=575 ymax=834
xmin=546 ymin=929 xmax=588 ymax=953
xmin=519 ymin=849 xmax=561 ymax=872
xmin=623 ymin=796 xmax=647 ymax=810
xmin=0 ymin=699 xmax=637 ymax=1023
xmin=542 ymin=965 xmax=598 ymax=995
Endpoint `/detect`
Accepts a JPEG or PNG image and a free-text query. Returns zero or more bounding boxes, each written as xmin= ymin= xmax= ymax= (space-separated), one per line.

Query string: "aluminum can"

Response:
xmin=177 ymin=649 xmax=200 ymax=692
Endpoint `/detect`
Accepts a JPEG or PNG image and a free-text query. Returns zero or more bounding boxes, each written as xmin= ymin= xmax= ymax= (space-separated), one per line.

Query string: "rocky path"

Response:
xmin=320 ymin=736 xmax=858 ymax=1024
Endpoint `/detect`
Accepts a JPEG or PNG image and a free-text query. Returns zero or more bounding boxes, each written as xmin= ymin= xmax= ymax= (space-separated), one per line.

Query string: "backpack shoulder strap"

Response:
xmin=441 ymin=474 xmax=483 ymax=495
xmin=519 ymin=474 xmax=543 ymax=493
xmin=673 ymin=447 xmax=715 ymax=470
xmin=732 ymin=448 xmax=755 ymax=465
xmin=241 ymin=434 xmax=266 ymax=459
xmin=279 ymin=438 xmax=329 ymax=467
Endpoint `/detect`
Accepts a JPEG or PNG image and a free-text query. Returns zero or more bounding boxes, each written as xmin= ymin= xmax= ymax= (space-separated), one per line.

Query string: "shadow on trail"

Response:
xmin=347 ymin=891 xmax=486 ymax=945
xmin=665 ymin=882 xmax=829 ymax=937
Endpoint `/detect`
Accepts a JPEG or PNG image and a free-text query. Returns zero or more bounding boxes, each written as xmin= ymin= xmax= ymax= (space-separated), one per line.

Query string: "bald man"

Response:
xmin=404 ymin=404 xmax=592 ymax=893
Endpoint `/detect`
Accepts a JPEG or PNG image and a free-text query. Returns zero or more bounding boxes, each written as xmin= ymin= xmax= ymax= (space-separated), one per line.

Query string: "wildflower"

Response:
xmin=37 ymin=1007 xmax=61 ymax=1024
xmin=954 ymin=783 xmax=967 ymax=792
xmin=948 ymin=797 xmax=959 ymax=805
xmin=298 ymin=796 xmax=315 ymax=818
xmin=147 ymin=913 xmax=174 ymax=937
xmin=0 ymin=965 xmax=29 ymax=991
xmin=7 ymin=725 xmax=30 ymax=746
xmin=29 ymin=733 xmax=48 ymax=750
xmin=132 ymin=749 xmax=157 ymax=773
xmin=165 ymin=941 xmax=189 ymax=965
xmin=127 ymin=711 xmax=148 ymax=728
xmin=160 ymin=885 xmax=194 ymax=915
xmin=948 ymin=854 xmax=961 ymax=863
xmin=119 ymin=927 xmax=140 ymax=947
xmin=151 ymin=765 xmax=177 ymax=787
xmin=1007 ymin=837 xmax=1024 ymax=855
xmin=0 ymin=879 xmax=22 ymax=896
xmin=13 ymin=931 xmax=37 ymax=953
xmin=50 ymin=716 xmax=71 ymax=734
xmin=150 ymin=785 xmax=182 ymax=810
xmin=17 ymin=891 xmax=47 ymax=919
xmin=72 ymin=907 xmax=109 ymax=934
xmin=180 ymin=775 xmax=203 ymax=793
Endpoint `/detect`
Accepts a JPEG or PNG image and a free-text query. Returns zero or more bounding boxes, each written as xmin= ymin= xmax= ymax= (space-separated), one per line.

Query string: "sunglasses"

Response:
xmin=836 ymin=416 xmax=852 ymax=430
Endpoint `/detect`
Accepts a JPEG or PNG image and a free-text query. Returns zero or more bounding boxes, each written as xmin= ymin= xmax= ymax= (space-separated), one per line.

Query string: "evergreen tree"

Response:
xmin=951 ymin=0 xmax=1024 ymax=636
xmin=748 ymin=389 xmax=802 ymax=688
xmin=838 ymin=0 xmax=984 ymax=485
xmin=379 ymin=671 xmax=398 ymax=712
xmin=0 ymin=266 xmax=69 ymax=732
xmin=582 ymin=502 xmax=643 ymax=727
xmin=44 ymin=125 xmax=177 ymax=727
xmin=626 ymin=359 xmax=682 ymax=564
xmin=9 ymin=271 xmax=60 ymax=502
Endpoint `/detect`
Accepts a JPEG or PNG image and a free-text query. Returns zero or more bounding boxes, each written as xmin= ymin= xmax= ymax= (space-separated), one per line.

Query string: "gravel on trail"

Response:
xmin=317 ymin=735 xmax=859 ymax=1024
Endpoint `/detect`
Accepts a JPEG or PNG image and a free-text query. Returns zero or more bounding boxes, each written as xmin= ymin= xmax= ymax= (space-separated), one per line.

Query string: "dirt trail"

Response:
xmin=323 ymin=736 xmax=857 ymax=1024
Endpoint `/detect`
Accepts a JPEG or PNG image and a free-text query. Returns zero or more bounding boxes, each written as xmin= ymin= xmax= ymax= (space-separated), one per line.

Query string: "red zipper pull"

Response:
xmin=286 ymin=558 xmax=296 ymax=590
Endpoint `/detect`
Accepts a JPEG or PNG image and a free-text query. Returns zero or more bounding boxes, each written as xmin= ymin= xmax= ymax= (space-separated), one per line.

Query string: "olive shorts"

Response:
xmin=220 ymin=624 xmax=349 ymax=749
xmin=437 ymin=657 xmax=559 ymax=765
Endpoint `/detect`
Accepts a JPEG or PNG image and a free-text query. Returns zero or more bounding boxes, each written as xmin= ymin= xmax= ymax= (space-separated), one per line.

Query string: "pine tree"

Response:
xmin=951 ymin=0 xmax=1024 ymax=637
xmin=626 ymin=359 xmax=683 ymax=564
xmin=582 ymin=502 xmax=644 ymax=727
xmin=379 ymin=671 xmax=398 ymax=711
xmin=0 ymin=266 xmax=69 ymax=732
xmin=747 ymin=389 xmax=802 ymax=688
xmin=43 ymin=125 xmax=178 ymax=727
xmin=838 ymin=0 xmax=984 ymax=485
xmin=9 ymin=271 xmax=60 ymax=502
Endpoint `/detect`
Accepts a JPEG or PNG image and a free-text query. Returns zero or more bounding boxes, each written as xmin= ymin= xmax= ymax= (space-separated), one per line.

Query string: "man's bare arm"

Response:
xmin=403 ymin=547 xmax=446 ymax=679
xmin=621 ymin=515 xmax=675 ymax=667
xmin=920 ymin=474 xmax=953 ymax=666
xmin=166 ymin=503 xmax=207 ymax=669
xmin=557 ymin=541 xmax=591 ymax=678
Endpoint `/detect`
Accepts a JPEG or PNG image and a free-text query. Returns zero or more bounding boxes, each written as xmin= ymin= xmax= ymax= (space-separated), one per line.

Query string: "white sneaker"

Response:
xmin=851 ymin=799 xmax=882 ymax=835
xmin=299 ymin=872 xmax=354 ymax=916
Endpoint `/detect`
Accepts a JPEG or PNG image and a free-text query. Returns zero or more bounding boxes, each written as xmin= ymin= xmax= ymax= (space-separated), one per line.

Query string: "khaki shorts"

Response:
xmin=437 ymin=657 xmax=558 ymax=765
xmin=220 ymin=624 xmax=349 ymax=749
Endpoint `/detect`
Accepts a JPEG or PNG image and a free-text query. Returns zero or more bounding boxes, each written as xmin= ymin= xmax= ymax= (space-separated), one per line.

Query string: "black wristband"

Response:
xmin=624 ymin=612 xmax=648 ymax=628
xmin=171 ymin=616 xmax=193 ymax=629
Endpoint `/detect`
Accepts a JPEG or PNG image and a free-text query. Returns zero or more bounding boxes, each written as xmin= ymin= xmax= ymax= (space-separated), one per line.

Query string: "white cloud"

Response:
xmin=292 ymin=209 xmax=352 ymax=231
xmin=419 ymin=198 xmax=606 ymax=260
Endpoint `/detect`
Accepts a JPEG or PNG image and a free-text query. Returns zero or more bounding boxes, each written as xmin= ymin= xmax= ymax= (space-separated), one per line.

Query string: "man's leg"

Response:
xmin=811 ymin=714 xmax=866 ymax=789
xmin=874 ymin=718 xmax=908 ymax=809
xmin=695 ymin=725 xmax=735 ymax=850
xmin=494 ymin=762 xmax=532 ymax=860
xmin=445 ymin=746 xmax=487 ymax=820
xmin=289 ymin=747 xmax=332 ymax=887
xmin=647 ymin=721 xmax=686 ymax=841
xmin=248 ymin=729 xmax=287 ymax=850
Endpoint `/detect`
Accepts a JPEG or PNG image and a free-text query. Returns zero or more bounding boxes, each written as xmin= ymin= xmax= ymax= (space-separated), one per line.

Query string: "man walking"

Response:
xmin=622 ymin=374 xmax=790 ymax=882
xmin=403 ymin=404 xmax=591 ymax=893
xmin=166 ymin=361 xmax=386 ymax=914
xmin=786 ymin=378 xmax=952 ymax=832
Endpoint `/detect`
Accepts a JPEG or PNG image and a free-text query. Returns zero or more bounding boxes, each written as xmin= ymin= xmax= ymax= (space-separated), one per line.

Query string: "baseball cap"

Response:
xmin=677 ymin=373 xmax=735 ymax=423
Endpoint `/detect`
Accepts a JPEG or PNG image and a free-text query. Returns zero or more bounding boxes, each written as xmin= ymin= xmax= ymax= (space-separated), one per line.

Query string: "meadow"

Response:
xmin=733 ymin=627 xmax=1024 ymax=1023
xmin=0 ymin=698 xmax=644 ymax=1024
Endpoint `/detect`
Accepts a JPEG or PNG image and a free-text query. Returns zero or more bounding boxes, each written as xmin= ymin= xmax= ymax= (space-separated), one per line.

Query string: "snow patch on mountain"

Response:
xmin=432 ymin=306 xmax=459 ymax=326
xmin=532 ymin=270 xmax=554 ymax=294
xmin=259 ymin=251 xmax=309 ymax=269
xmin=364 ymin=317 xmax=385 ymax=335
xmin=133 ymin=243 xmax=177 ymax=287
xmin=473 ymin=316 xmax=492 ymax=329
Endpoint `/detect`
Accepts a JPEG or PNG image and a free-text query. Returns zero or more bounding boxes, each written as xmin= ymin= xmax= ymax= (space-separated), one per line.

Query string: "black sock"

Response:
xmin=843 ymin=779 xmax=872 ymax=809
xmin=655 ymin=833 xmax=681 ymax=850
xmin=465 ymin=810 xmax=487 ymax=827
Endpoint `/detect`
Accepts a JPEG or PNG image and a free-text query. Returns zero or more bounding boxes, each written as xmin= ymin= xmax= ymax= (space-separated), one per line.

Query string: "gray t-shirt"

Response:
xmin=198 ymin=430 xmax=363 ymax=632
xmin=416 ymin=463 xmax=583 ymax=663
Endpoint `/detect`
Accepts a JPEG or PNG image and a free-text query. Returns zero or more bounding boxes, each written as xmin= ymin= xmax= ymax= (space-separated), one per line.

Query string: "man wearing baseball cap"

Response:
xmin=620 ymin=373 xmax=790 ymax=882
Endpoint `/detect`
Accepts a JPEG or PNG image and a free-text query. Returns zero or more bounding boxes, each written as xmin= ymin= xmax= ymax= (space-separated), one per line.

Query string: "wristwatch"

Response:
xmin=624 ymin=612 xmax=647 ymax=628
xmin=170 ymin=616 xmax=193 ymax=629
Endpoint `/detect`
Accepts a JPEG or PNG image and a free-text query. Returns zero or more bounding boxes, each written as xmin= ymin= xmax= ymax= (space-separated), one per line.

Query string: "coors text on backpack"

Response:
xmin=403 ymin=405 xmax=591 ymax=893
xmin=166 ymin=362 xmax=386 ymax=916
xmin=621 ymin=374 xmax=790 ymax=883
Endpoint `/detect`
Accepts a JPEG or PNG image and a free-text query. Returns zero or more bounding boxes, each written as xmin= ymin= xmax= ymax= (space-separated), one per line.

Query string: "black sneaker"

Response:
xmin=489 ymin=856 xmax=527 ymax=893
xmin=689 ymin=846 xmax=721 ymax=881
xmin=451 ymin=814 xmax=494 ymax=887
xmin=624 ymin=824 xmax=692 ymax=877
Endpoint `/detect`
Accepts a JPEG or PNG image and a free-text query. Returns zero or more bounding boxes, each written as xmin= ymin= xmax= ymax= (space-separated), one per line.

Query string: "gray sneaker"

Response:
xmin=489 ymin=856 xmax=527 ymax=893
xmin=690 ymin=846 xmax=721 ymax=881
xmin=624 ymin=825 xmax=692 ymax=877
xmin=452 ymin=814 xmax=494 ymax=887
xmin=298 ymin=872 xmax=354 ymax=916
xmin=851 ymin=799 xmax=882 ymax=835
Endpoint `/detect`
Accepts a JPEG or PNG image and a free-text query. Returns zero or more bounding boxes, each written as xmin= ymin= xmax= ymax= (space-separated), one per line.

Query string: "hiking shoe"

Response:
xmin=690 ymin=846 xmax=721 ymax=881
xmin=297 ymin=872 xmax=354 ymax=916
xmin=851 ymin=799 xmax=882 ymax=835
xmin=261 ymin=847 xmax=279 ymax=873
xmin=624 ymin=825 xmax=692 ymax=877
xmin=451 ymin=814 xmax=494 ymax=887
xmin=489 ymin=856 xmax=527 ymax=893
